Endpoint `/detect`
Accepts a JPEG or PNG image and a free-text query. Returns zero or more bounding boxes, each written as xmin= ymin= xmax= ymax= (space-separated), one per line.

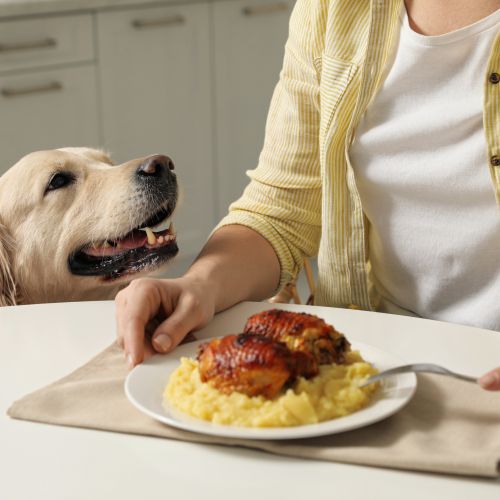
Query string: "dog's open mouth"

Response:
xmin=69 ymin=205 xmax=179 ymax=280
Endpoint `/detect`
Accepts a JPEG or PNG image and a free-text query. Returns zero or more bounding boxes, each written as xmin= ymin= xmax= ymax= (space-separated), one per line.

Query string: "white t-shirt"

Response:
xmin=349 ymin=8 xmax=500 ymax=330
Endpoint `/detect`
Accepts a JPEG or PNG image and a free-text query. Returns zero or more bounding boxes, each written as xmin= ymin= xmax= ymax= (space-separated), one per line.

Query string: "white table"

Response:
xmin=1 ymin=300 xmax=499 ymax=500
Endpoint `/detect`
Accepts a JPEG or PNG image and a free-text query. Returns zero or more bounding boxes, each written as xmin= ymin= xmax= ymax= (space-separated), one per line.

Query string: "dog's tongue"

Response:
xmin=82 ymin=232 xmax=147 ymax=257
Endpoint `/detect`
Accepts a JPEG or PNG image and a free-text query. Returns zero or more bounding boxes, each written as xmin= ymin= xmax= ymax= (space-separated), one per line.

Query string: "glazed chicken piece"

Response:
xmin=244 ymin=309 xmax=350 ymax=365
xmin=197 ymin=333 xmax=316 ymax=399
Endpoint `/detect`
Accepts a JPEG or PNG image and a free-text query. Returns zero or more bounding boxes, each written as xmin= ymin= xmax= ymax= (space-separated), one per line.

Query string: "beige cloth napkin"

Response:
xmin=7 ymin=343 xmax=500 ymax=478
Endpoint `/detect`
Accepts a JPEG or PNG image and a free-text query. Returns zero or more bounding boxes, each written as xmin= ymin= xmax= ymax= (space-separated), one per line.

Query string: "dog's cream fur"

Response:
xmin=0 ymin=147 xmax=175 ymax=305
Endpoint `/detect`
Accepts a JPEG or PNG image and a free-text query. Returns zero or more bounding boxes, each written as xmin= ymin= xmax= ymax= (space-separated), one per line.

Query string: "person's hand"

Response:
xmin=115 ymin=276 xmax=215 ymax=368
xmin=478 ymin=367 xmax=500 ymax=391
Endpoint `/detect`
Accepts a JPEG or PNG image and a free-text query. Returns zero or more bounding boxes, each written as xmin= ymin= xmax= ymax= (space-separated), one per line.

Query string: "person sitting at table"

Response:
xmin=115 ymin=0 xmax=500 ymax=391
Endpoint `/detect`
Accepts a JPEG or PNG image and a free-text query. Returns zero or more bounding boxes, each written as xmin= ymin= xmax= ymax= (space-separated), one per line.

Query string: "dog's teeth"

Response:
xmin=168 ymin=222 xmax=175 ymax=234
xmin=158 ymin=235 xmax=164 ymax=244
xmin=145 ymin=227 xmax=157 ymax=245
xmin=152 ymin=217 xmax=171 ymax=233
xmin=139 ymin=216 xmax=171 ymax=233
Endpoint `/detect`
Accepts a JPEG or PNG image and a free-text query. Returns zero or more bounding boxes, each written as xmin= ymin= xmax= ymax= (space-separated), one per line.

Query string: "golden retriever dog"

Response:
xmin=0 ymin=147 xmax=178 ymax=306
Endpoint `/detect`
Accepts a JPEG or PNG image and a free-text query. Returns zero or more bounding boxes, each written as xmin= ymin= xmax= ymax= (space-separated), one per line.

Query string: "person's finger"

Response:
xmin=114 ymin=288 xmax=127 ymax=349
xmin=143 ymin=338 xmax=156 ymax=359
xmin=478 ymin=367 xmax=500 ymax=391
xmin=118 ymin=279 xmax=163 ymax=367
xmin=151 ymin=292 xmax=205 ymax=352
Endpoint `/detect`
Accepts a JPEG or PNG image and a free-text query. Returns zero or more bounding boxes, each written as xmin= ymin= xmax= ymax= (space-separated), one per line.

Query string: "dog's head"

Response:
xmin=0 ymin=147 xmax=178 ymax=304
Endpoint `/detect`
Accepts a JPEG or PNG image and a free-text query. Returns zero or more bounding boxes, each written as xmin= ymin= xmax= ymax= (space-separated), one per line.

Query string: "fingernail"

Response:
xmin=127 ymin=353 xmax=134 ymax=369
xmin=153 ymin=333 xmax=172 ymax=352
xmin=479 ymin=372 xmax=498 ymax=389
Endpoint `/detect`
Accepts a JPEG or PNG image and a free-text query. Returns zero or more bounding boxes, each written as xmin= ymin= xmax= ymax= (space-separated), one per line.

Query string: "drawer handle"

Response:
xmin=0 ymin=37 xmax=57 ymax=53
xmin=132 ymin=15 xmax=186 ymax=29
xmin=242 ymin=2 xmax=289 ymax=16
xmin=1 ymin=81 xmax=63 ymax=98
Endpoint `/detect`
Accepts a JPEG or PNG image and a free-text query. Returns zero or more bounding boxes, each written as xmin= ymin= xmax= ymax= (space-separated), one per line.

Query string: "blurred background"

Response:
xmin=0 ymin=0 xmax=295 ymax=275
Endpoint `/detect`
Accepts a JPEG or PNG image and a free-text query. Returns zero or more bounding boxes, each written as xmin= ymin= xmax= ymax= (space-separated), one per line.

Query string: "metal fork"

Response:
xmin=359 ymin=363 xmax=478 ymax=388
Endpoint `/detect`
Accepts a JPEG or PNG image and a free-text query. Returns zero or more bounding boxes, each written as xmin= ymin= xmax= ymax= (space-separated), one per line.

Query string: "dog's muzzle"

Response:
xmin=68 ymin=154 xmax=179 ymax=280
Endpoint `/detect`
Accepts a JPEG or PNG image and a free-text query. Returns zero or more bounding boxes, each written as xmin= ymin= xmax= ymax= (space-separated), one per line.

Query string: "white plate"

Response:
xmin=125 ymin=338 xmax=417 ymax=440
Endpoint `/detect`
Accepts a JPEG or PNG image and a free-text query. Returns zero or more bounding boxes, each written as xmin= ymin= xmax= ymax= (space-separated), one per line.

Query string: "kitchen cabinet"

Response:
xmin=0 ymin=13 xmax=98 ymax=170
xmin=0 ymin=65 xmax=99 ymax=169
xmin=0 ymin=0 xmax=294 ymax=263
xmin=213 ymin=0 xmax=294 ymax=218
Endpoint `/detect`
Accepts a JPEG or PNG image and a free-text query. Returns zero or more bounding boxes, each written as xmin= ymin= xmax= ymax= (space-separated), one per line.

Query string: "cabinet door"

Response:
xmin=97 ymin=4 xmax=213 ymax=258
xmin=0 ymin=65 xmax=99 ymax=173
xmin=213 ymin=0 xmax=295 ymax=218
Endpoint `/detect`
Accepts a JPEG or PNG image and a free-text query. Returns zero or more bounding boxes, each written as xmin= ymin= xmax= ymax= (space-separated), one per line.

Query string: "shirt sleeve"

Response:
xmin=213 ymin=0 xmax=328 ymax=290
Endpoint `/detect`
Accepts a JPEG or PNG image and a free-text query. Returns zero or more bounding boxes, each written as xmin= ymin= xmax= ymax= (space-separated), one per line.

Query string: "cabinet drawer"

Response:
xmin=0 ymin=14 xmax=94 ymax=74
xmin=0 ymin=65 xmax=99 ymax=172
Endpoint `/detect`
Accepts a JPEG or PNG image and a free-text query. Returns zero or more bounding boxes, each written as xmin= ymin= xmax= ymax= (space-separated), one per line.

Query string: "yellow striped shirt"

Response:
xmin=216 ymin=0 xmax=500 ymax=311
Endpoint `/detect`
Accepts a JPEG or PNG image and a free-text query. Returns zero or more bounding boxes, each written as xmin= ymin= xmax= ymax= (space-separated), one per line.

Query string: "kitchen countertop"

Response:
xmin=0 ymin=0 xmax=211 ymax=19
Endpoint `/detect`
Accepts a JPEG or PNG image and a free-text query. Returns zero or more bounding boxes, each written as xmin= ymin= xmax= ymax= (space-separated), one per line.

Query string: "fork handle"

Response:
xmin=411 ymin=363 xmax=477 ymax=382
xmin=362 ymin=363 xmax=477 ymax=387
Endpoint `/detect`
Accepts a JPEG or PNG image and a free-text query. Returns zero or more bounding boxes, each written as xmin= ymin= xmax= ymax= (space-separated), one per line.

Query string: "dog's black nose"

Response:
xmin=136 ymin=155 xmax=175 ymax=178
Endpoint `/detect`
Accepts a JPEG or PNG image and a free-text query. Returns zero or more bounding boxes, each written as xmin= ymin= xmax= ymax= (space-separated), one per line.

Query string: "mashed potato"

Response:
xmin=164 ymin=351 xmax=378 ymax=427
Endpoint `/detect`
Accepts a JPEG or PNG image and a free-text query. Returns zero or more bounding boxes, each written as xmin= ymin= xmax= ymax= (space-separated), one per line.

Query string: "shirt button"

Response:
xmin=491 ymin=155 xmax=500 ymax=167
xmin=489 ymin=72 xmax=500 ymax=84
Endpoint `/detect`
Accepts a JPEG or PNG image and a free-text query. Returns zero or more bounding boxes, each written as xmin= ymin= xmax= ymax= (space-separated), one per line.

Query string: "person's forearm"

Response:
xmin=184 ymin=224 xmax=281 ymax=312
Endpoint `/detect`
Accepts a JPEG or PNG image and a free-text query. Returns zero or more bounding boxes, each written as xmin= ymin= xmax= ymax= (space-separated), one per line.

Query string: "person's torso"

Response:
xmin=348 ymin=8 xmax=500 ymax=329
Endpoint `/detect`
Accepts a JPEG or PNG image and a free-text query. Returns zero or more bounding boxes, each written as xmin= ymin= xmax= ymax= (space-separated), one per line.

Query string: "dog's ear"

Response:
xmin=0 ymin=219 xmax=16 ymax=306
xmin=57 ymin=147 xmax=114 ymax=166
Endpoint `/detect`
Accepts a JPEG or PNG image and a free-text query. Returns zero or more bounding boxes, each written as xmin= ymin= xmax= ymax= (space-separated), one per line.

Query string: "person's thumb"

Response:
xmin=478 ymin=368 xmax=500 ymax=391
xmin=151 ymin=294 xmax=205 ymax=353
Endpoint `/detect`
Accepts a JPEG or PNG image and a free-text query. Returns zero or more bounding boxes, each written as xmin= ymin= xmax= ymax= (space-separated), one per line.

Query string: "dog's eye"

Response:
xmin=46 ymin=172 xmax=75 ymax=193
